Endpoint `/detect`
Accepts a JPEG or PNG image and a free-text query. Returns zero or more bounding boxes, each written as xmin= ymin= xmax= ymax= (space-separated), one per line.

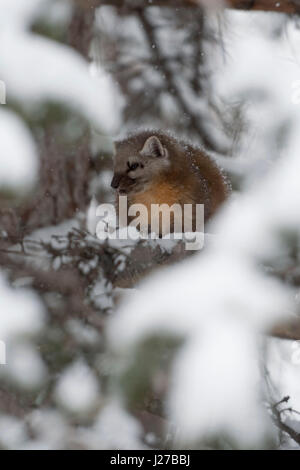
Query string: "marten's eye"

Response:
xmin=127 ymin=162 xmax=139 ymax=171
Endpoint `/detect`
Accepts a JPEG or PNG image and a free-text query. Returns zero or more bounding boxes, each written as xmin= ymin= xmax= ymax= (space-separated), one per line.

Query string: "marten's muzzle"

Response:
xmin=111 ymin=174 xmax=122 ymax=189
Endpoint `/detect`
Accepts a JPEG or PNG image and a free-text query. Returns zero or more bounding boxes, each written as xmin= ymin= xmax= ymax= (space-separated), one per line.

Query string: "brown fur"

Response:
xmin=111 ymin=130 xmax=230 ymax=233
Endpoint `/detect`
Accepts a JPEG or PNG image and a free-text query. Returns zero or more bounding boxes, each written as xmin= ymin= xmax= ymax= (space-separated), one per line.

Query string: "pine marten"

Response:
xmin=111 ymin=130 xmax=230 ymax=235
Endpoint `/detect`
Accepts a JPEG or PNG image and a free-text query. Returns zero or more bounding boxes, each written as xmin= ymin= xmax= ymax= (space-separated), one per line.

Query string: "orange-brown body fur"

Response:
xmin=112 ymin=131 xmax=230 ymax=233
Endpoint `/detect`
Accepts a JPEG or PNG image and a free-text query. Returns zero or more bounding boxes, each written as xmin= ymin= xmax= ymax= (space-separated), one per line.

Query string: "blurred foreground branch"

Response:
xmin=2 ymin=228 xmax=300 ymax=340
xmin=80 ymin=0 xmax=300 ymax=14
xmin=0 ymin=5 xmax=95 ymax=240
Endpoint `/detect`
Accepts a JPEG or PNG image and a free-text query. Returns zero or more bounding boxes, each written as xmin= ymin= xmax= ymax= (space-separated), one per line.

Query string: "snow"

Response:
xmin=213 ymin=11 xmax=300 ymax=181
xmin=7 ymin=342 xmax=47 ymax=389
xmin=26 ymin=409 xmax=69 ymax=450
xmin=0 ymin=0 xmax=121 ymax=137
xmin=0 ymin=416 xmax=27 ymax=449
xmin=67 ymin=319 xmax=101 ymax=347
xmin=0 ymin=31 xmax=121 ymax=135
xmin=0 ymin=0 xmax=47 ymax=31
xmin=169 ymin=322 xmax=273 ymax=448
xmin=86 ymin=196 xmax=99 ymax=235
xmin=107 ymin=242 xmax=291 ymax=445
xmin=54 ymin=360 xmax=101 ymax=415
xmin=0 ymin=272 xmax=46 ymax=392
xmin=93 ymin=400 xmax=147 ymax=450
xmin=0 ymin=274 xmax=45 ymax=343
xmin=0 ymin=109 xmax=38 ymax=192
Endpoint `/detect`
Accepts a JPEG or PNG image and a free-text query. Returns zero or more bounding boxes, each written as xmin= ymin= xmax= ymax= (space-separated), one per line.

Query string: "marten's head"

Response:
xmin=111 ymin=133 xmax=170 ymax=195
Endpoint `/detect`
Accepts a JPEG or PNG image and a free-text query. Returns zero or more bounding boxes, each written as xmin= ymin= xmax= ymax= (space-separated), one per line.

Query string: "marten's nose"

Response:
xmin=111 ymin=174 xmax=121 ymax=189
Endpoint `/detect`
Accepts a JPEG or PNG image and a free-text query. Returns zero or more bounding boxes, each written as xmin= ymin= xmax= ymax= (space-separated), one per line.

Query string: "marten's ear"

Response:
xmin=140 ymin=136 xmax=167 ymax=158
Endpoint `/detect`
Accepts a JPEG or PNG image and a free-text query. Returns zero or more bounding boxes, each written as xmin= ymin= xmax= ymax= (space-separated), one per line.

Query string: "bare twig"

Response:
xmin=271 ymin=396 xmax=300 ymax=446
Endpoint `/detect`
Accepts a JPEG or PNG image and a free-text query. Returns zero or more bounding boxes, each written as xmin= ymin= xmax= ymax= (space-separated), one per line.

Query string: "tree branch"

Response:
xmin=271 ymin=397 xmax=300 ymax=447
xmin=78 ymin=0 xmax=300 ymax=15
xmin=136 ymin=8 xmax=228 ymax=153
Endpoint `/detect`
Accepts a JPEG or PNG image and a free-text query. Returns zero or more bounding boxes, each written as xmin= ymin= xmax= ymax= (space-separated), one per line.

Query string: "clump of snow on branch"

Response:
xmin=0 ymin=0 xmax=121 ymax=135
xmin=91 ymin=400 xmax=147 ymax=450
xmin=0 ymin=109 xmax=38 ymax=193
xmin=0 ymin=273 xmax=46 ymax=390
xmin=0 ymin=274 xmax=44 ymax=343
xmin=213 ymin=11 xmax=300 ymax=180
xmin=54 ymin=360 xmax=100 ymax=415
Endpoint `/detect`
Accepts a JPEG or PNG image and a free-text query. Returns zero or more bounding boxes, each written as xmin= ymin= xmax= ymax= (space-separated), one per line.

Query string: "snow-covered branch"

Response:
xmin=84 ymin=0 xmax=300 ymax=15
